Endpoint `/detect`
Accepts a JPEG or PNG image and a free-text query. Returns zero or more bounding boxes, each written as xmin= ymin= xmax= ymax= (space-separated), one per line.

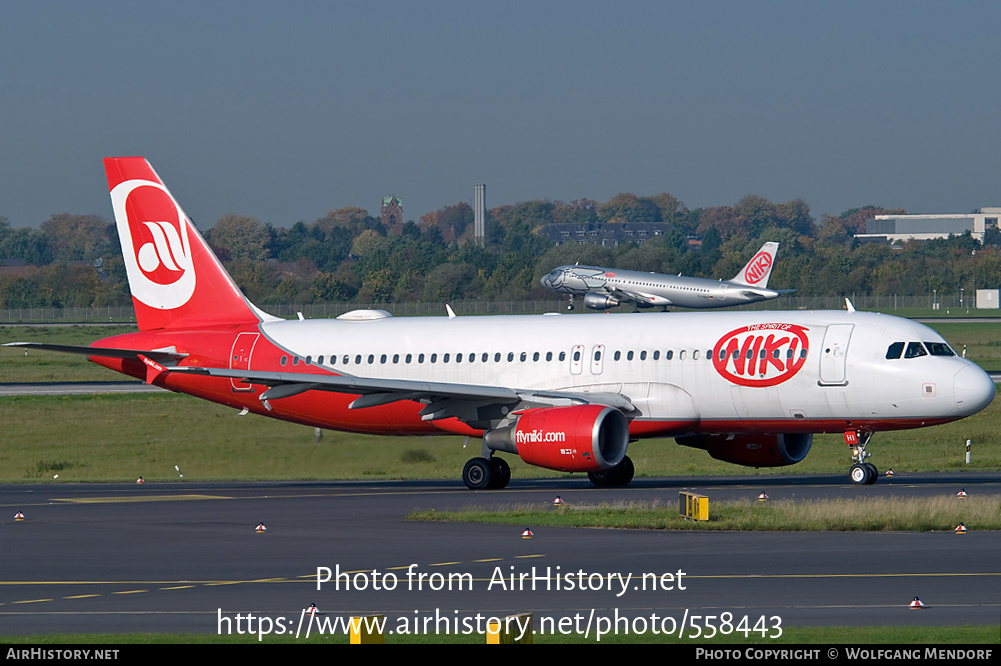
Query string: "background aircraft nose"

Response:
xmin=953 ymin=364 xmax=995 ymax=416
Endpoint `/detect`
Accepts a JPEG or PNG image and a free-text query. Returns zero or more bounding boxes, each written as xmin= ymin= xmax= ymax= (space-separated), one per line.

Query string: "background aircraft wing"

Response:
xmin=604 ymin=286 xmax=648 ymax=304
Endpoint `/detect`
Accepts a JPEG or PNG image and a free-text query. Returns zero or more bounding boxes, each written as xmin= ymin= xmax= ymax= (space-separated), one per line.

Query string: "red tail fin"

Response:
xmin=104 ymin=157 xmax=262 ymax=331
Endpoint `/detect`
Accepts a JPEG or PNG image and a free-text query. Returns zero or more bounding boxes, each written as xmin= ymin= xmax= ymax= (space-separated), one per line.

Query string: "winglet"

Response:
xmin=446 ymin=304 xmax=456 ymax=319
xmin=845 ymin=298 xmax=856 ymax=313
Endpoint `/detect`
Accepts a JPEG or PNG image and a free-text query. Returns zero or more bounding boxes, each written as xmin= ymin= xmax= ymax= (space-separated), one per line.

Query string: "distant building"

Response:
xmin=381 ymin=196 xmax=404 ymax=230
xmin=855 ymin=207 xmax=1000 ymax=243
xmin=537 ymin=222 xmax=673 ymax=247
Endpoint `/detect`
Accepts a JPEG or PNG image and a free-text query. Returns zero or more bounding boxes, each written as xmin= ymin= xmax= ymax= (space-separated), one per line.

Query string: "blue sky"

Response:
xmin=2 ymin=1 xmax=998 ymax=229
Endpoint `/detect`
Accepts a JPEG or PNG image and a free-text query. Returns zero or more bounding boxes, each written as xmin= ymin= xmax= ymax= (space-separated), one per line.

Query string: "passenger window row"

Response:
xmin=276 ymin=347 xmax=733 ymax=367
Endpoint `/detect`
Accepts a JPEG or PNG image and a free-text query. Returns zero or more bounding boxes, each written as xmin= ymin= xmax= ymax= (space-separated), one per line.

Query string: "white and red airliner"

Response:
xmin=8 ymin=158 xmax=995 ymax=489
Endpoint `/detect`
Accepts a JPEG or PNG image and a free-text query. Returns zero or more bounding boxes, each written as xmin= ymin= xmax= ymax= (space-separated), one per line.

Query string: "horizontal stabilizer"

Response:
xmin=4 ymin=342 xmax=188 ymax=363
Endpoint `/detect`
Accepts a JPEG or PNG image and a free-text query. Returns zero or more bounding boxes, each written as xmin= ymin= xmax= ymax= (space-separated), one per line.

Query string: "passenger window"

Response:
xmin=904 ymin=342 xmax=927 ymax=359
xmin=886 ymin=342 xmax=904 ymax=360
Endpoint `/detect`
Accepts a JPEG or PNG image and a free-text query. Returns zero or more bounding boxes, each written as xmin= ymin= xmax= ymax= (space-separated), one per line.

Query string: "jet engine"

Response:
xmin=675 ymin=433 xmax=812 ymax=467
xmin=583 ymin=293 xmax=621 ymax=309
xmin=484 ymin=404 xmax=629 ymax=472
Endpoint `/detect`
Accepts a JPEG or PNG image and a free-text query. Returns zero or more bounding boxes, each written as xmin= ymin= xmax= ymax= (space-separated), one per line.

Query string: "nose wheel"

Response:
xmin=845 ymin=431 xmax=878 ymax=485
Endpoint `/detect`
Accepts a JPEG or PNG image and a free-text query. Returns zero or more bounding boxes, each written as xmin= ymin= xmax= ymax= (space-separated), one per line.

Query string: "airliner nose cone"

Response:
xmin=954 ymin=364 xmax=995 ymax=416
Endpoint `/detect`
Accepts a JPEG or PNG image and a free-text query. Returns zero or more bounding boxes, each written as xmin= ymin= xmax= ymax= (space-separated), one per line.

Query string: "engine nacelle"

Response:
xmin=584 ymin=292 xmax=621 ymax=309
xmin=484 ymin=405 xmax=629 ymax=473
xmin=676 ymin=433 xmax=813 ymax=467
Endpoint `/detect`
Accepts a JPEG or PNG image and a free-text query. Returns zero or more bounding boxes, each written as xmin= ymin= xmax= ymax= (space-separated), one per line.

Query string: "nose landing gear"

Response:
xmin=845 ymin=430 xmax=878 ymax=485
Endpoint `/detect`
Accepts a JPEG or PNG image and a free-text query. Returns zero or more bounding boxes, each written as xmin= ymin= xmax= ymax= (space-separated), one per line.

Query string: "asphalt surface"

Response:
xmin=1 ymin=473 xmax=998 ymax=640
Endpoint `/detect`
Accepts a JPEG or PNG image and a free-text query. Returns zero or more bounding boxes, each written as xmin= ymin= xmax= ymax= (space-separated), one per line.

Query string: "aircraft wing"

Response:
xmin=605 ymin=286 xmax=671 ymax=306
xmin=168 ymin=365 xmax=636 ymax=425
xmin=3 ymin=342 xmax=188 ymax=363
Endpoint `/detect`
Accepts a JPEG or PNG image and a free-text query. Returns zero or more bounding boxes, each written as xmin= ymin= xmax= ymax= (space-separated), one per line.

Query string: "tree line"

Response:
xmin=1 ymin=192 xmax=997 ymax=310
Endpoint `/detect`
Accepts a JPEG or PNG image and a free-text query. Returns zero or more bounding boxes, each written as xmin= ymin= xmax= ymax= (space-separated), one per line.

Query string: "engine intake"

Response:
xmin=676 ymin=433 xmax=812 ymax=467
xmin=584 ymin=292 xmax=621 ymax=309
xmin=484 ymin=405 xmax=629 ymax=472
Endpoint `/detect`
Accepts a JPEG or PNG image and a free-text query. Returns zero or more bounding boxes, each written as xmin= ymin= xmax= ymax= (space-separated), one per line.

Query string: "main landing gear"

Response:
xmin=461 ymin=455 xmax=636 ymax=490
xmin=845 ymin=430 xmax=878 ymax=485
xmin=463 ymin=456 xmax=511 ymax=490
xmin=587 ymin=456 xmax=635 ymax=487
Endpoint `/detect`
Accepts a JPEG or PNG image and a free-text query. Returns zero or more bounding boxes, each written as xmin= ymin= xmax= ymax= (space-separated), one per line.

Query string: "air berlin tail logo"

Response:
xmin=713 ymin=323 xmax=809 ymax=387
xmin=743 ymin=251 xmax=773 ymax=284
xmin=110 ymin=179 xmax=196 ymax=309
xmin=137 ymin=221 xmax=188 ymax=282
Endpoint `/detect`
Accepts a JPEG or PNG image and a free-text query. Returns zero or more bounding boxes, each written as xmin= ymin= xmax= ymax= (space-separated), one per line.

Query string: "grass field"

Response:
xmin=0 ymin=388 xmax=998 ymax=483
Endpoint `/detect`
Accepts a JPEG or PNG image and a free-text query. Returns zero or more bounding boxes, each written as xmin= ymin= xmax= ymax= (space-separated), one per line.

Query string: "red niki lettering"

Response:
xmin=743 ymin=252 xmax=772 ymax=284
xmin=713 ymin=324 xmax=809 ymax=387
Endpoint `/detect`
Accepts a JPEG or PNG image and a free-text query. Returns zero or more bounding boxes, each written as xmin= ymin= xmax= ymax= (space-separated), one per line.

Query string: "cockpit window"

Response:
xmin=885 ymin=342 xmax=904 ymax=360
xmin=924 ymin=342 xmax=955 ymax=357
xmin=904 ymin=342 xmax=928 ymax=358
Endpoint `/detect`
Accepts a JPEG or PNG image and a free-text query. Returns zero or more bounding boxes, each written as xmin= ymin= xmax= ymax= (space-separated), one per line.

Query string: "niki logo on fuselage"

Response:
xmin=713 ymin=324 xmax=809 ymax=387
xmin=109 ymin=179 xmax=195 ymax=309
xmin=743 ymin=251 xmax=772 ymax=284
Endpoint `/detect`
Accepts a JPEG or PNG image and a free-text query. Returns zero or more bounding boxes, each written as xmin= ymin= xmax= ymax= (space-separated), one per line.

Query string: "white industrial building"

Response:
xmin=856 ymin=207 xmax=1000 ymax=243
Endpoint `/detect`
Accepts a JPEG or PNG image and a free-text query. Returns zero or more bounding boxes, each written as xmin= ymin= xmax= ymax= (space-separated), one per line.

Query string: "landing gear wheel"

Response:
xmin=847 ymin=431 xmax=879 ymax=486
xmin=463 ymin=457 xmax=493 ymax=490
xmin=588 ymin=456 xmax=634 ymax=487
xmin=849 ymin=463 xmax=871 ymax=485
xmin=488 ymin=457 xmax=511 ymax=489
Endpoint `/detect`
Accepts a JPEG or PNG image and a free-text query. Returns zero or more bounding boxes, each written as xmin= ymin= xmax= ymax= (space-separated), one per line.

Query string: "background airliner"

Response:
xmin=6 ymin=159 xmax=994 ymax=490
xmin=541 ymin=242 xmax=794 ymax=310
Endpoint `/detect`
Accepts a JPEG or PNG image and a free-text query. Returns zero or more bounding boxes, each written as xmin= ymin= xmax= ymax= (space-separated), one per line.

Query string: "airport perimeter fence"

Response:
xmin=0 ymin=293 xmax=986 ymax=324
